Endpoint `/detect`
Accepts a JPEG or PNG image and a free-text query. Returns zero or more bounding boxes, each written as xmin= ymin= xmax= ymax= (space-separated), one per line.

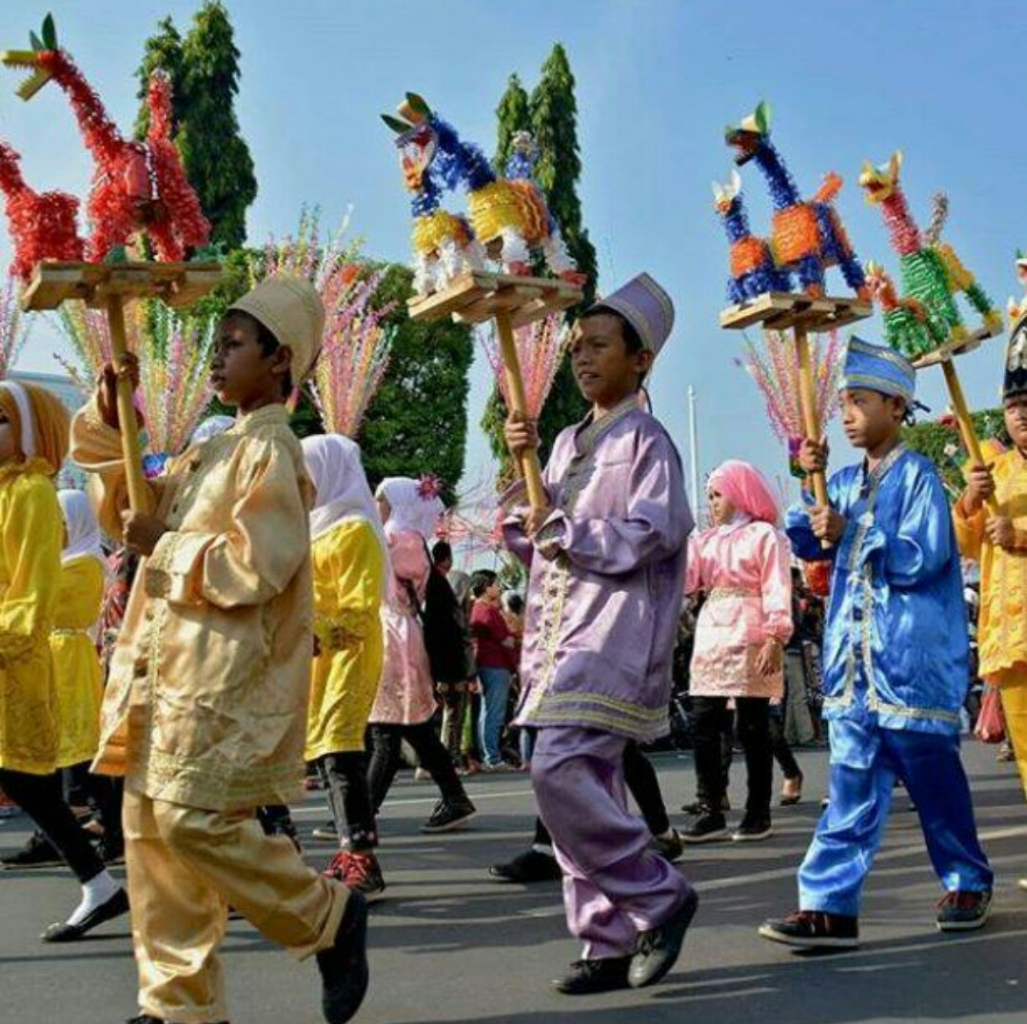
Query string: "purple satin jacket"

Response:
xmin=503 ymin=399 xmax=692 ymax=741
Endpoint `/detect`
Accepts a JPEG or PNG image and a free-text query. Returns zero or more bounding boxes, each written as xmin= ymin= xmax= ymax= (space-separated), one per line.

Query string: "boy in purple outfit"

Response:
xmin=503 ymin=273 xmax=697 ymax=995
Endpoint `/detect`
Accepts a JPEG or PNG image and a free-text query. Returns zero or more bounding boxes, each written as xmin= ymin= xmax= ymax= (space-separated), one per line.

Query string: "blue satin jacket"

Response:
xmin=786 ymin=445 xmax=968 ymax=736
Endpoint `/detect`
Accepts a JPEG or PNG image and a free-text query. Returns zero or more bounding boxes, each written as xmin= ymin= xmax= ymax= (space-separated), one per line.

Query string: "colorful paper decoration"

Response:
xmin=713 ymin=168 xmax=790 ymax=303
xmin=724 ymin=101 xmax=868 ymax=299
xmin=2 ymin=15 xmax=210 ymax=264
xmin=736 ymin=328 xmax=842 ymax=478
xmin=0 ymin=273 xmax=29 ymax=378
xmin=859 ymin=153 xmax=1002 ymax=356
xmin=383 ymin=93 xmax=584 ymax=294
xmin=480 ymin=311 xmax=569 ymax=421
xmin=258 ymin=209 xmax=395 ymax=437
xmin=56 ymin=299 xmax=214 ymax=477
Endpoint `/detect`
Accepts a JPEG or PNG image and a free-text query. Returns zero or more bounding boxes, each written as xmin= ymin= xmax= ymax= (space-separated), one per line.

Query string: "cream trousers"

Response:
xmin=124 ymin=789 xmax=348 ymax=1024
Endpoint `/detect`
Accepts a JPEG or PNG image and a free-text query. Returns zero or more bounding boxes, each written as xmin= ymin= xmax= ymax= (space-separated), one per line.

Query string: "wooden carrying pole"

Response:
xmin=495 ymin=310 xmax=547 ymax=510
xmin=106 ymin=294 xmax=152 ymax=514
xmin=794 ymin=324 xmax=829 ymax=507
xmin=940 ymin=357 xmax=999 ymax=516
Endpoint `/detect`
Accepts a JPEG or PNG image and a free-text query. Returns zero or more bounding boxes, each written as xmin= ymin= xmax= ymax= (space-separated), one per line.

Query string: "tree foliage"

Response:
xmin=903 ymin=409 xmax=1009 ymax=494
xmin=358 ymin=265 xmax=474 ymax=499
xmin=135 ymin=2 xmax=257 ymax=250
xmin=493 ymin=74 xmax=530 ymax=176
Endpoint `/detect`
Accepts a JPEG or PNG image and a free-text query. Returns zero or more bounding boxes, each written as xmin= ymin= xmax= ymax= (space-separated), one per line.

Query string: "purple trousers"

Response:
xmin=532 ymin=726 xmax=692 ymax=958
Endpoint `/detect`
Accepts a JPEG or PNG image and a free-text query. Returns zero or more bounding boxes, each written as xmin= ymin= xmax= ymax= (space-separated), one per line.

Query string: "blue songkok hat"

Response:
xmin=838 ymin=336 xmax=916 ymax=403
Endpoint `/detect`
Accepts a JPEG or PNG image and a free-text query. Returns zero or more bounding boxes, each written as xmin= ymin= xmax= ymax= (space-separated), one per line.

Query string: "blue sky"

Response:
xmin=2 ymin=1 xmax=1023 ymax=507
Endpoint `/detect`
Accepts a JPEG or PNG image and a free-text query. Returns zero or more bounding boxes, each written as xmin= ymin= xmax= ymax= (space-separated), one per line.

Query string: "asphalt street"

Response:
xmin=1 ymin=741 xmax=1025 ymax=1024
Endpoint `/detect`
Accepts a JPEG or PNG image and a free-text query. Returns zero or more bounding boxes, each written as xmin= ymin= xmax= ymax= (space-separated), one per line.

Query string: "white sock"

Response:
xmin=66 ymin=870 xmax=120 ymax=927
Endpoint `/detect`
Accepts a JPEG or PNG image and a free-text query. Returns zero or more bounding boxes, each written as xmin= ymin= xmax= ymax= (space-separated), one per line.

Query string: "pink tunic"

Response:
xmin=686 ymin=521 xmax=793 ymax=699
xmin=368 ymin=530 xmax=436 ymax=726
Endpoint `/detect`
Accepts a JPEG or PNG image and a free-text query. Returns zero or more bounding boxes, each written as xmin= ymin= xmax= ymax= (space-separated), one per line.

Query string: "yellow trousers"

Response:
xmin=995 ymin=667 xmax=1027 ymax=797
xmin=124 ymin=789 xmax=349 ymax=1024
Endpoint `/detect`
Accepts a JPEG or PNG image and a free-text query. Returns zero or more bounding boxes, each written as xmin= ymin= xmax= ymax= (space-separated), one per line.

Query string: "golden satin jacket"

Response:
xmin=954 ymin=447 xmax=1027 ymax=679
xmin=0 ymin=461 xmax=63 ymax=775
xmin=71 ymin=400 xmax=315 ymax=812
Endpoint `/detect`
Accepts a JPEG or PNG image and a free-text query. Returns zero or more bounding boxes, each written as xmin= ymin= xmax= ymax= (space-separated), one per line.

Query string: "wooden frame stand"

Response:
xmin=721 ymin=292 xmax=873 ymax=539
xmin=409 ymin=272 xmax=583 ymax=510
xmin=22 ymin=260 xmax=223 ymax=512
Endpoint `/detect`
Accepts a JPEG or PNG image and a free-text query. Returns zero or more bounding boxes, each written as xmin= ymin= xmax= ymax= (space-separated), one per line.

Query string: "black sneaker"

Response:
xmin=553 ymin=956 xmax=631 ymax=995
xmin=316 ymin=891 xmax=369 ymax=1024
xmin=759 ymin=910 xmax=859 ymax=949
xmin=650 ymin=828 xmax=685 ymax=862
xmin=488 ymin=848 xmax=562 ymax=883
xmin=629 ymin=888 xmax=699 ymax=988
xmin=732 ymin=816 xmax=773 ymax=842
xmin=1 ymin=831 xmax=64 ymax=870
xmin=681 ymin=811 xmax=728 ymax=844
xmin=421 ymin=798 xmax=476 ymax=833
xmin=936 ymin=889 xmax=992 ymax=932
xmin=681 ymin=795 xmax=730 ymax=815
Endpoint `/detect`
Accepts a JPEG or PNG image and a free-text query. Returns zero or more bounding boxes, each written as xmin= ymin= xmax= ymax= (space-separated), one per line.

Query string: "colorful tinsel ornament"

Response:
xmin=736 ymin=328 xmax=842 ymax=478
xmin=437 ymin=472 xmax=505 ymax=560
xmin=258 ymin=208 xmax=395 ymax=438
xmin=481 ymin=312 xmax=569 ymax=420
xmin=2 ymin=17 xmax=209 ymax=262
xmin=0 ymin=274 xmax=30 ymax=378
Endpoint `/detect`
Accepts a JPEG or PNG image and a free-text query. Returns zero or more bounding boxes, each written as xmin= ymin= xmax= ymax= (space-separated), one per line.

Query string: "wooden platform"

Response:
xmin=719 ymin=291 xmax=872 ymax=332
xmin=20 ymin=260 xmax=223 ymax=312
xmin=408 ymin=271 xmax=583 ymax=329
xmin=911 ymin=322 xmax=1003 ymax=369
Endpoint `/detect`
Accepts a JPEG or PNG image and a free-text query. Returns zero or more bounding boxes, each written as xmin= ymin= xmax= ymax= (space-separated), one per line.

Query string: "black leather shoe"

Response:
xmin=488 ymin=848 xmax=562 ymax=883
xmin=553 ymin=956 xmax=631 ymax=994
xmin=316 ymin=891 xmax=369 ymax=1024
xmin=629 ymin=888 xmax=699 ymax=988
xmin=42 ymin=887 xmax=129 ymax=943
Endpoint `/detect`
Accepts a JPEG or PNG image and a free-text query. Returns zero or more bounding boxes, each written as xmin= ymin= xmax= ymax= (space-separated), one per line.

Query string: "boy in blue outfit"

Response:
xmin=760 ymin=337 xmax=993 ymax=950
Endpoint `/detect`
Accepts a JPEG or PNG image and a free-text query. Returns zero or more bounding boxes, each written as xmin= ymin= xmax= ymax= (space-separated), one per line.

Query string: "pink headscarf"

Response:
xmin=707 ymin=460 xmax=780 ymax=526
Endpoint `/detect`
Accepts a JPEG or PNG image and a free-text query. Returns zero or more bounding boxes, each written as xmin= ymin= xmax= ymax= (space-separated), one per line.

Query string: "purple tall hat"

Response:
xmin=590 ymin=272 xmax=675 ymax=356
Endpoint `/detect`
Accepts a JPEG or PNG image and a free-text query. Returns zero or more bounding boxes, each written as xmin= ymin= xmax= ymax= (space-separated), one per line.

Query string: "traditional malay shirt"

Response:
xmin=504 ymin=399 xmax=692 ymax=741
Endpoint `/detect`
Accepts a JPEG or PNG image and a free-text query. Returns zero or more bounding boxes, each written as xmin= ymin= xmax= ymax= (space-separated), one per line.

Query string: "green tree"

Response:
xmin=493 ymin=74 xmax=531 ymax=175
xmin=904 ymin=410 xmax=1009 ymax=494
xmin=133 ymin=17 xmax=185 ymax=139
xmin=482 ymin=44 xmax=598 ymax=479
xmin=359 ymin=264 xmax=474 ymax=498
xmin=136 ymin=2 xmax=257 ymax=250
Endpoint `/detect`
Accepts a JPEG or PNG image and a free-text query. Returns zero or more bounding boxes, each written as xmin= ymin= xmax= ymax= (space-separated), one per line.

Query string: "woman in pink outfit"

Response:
xmin=367 ymin=477 xmax=477 ymax=834
xmin=683 ymin=460 xmax=793 ymax=845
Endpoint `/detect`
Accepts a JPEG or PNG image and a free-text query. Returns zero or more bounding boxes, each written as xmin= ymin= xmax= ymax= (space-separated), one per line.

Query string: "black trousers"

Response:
xmin=61 ymin=763 xmax=124 ymax=844
xmin=0 ymin=768 xmax=105 ymax=882
xmin=695 ymin=708 xmax=734 ymax=805
xmin=318 ymin=752 xmax=376 ymax=850
xmin=532 ymin=739 xmax=670 ymax=847
xmin=367 ymin=721 xmax=467 ymax=812
xmin=769 ymin=709 xmax=802 ymax=781
xmin=692 ymin=696 xmax=773 ymax=820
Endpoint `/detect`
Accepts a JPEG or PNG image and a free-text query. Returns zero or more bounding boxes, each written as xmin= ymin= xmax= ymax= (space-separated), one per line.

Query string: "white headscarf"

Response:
xmin=190 ymin=415 xmax=236 ymax=445
xmin=57 ymin=489 xmax=108 ymax=574
xmin=375 ymin=476 xmax=444 ymax=542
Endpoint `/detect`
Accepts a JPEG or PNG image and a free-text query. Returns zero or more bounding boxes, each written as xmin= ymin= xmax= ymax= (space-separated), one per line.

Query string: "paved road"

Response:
xmin=1 ymin=741 xmax=1025 ymax=1023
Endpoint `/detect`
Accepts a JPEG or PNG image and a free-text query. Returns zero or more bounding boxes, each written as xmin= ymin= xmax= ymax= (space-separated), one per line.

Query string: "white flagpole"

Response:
xmin=687 ymin=384 xmax=701 ymax=520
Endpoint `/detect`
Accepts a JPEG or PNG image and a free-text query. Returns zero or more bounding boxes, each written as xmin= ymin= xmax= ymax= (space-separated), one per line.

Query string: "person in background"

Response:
xmin=683 ymin=460 xmax=793 ymax=844
xmin=368 ymin=477 xmax=477 ymax=832
xmin=0 ymin=381 xmax=129 ymax=942
xmin=438 ymin=569 xmax=478 ymax=772
xmin=302 ymin=434 xmax=388 ymax=902
xmin=470 ymin=570 xmax=518 ymax=771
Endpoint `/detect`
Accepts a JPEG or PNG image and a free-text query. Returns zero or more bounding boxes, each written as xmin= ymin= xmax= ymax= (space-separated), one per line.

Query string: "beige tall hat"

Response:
xmin=229 ymin=275 xmax=325 ymax=381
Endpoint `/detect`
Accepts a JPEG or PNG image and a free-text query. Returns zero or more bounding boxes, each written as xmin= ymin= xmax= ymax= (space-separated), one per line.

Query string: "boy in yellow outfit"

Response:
xmin=71 ymin=276 xmax=368 ymax=1024
xmin=955 ymin=319 xmax=1027 ymax=892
